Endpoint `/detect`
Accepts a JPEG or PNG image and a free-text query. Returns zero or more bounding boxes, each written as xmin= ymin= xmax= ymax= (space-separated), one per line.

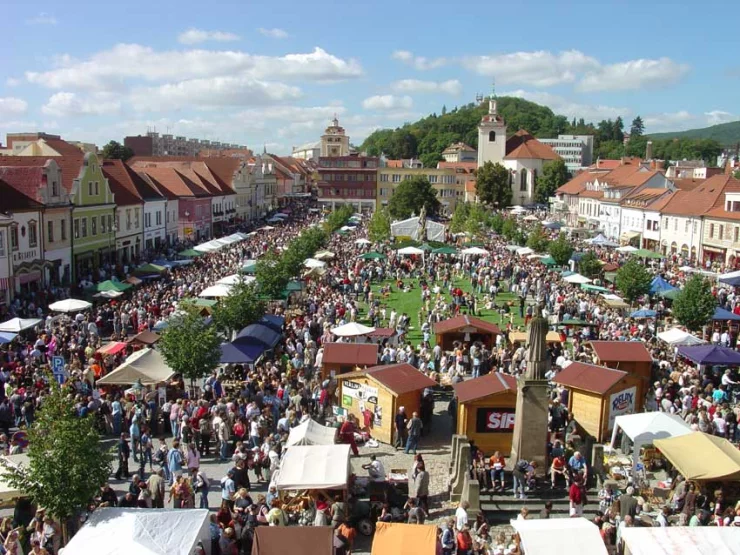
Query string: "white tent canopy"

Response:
xmin=97 ymin=348 xmax=175 ymax=386
xmin=510 ymin=517 xmax=607 ymax=555
xmin=194 ymin=239 xmax=229 ymax=253
xmin=0 ymin=454 xmax=30 ymax=503
xmin=63 ymin=508 xmax=210 ymax=555
xmin=304 ymin=258 xmax=327 ymax=268
xmin=397 ymin=246 xmax=424 ymax=255
xmin=516 ymin=247 xmax=534 ymax=256
xmin=276 ymin=444 xmax=351 ymax=490
xmin=286 ymin=419 xmax=337 ymax=446
xmin=610 ymin=412 xmax=692 ymax=477
xmin=657 ymin=327 xmax=706 ymax=347
xmin=49 ymin=299 xmax=92 ymax=313
xmin=217 ymin=274 xmax=255 ymax=286
xmin=563 ymin=273 xmax=592 ymax=284
xmin=621 ymin=527 xmax=740 ymax=555
xmin=390 ymin=216 xmax=446 ymax=242
xmin=331 ymin=322 xmax=376 ymax=337
xmin=617 ymin=245 xmax=639 ymax=253
xmin=354 ymin=238 xmax=371 ymax=245
xmin=199 ymin=284 xmax=233 ymax=297
xmin=461 ymin=247 xmax=488 ymax=256
xmin=0 ymin=317 xmax=42 ymax=332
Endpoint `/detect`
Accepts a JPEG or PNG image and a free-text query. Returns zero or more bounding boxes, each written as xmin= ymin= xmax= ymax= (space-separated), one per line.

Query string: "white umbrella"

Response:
xmin=93 ymin=291 xmax=123 ymax=299
xmin=330 ymin=322 xmax=376 ymax=337
xmin=527 ymin=253 xmax=545 ymax=260
xmin=461 ymin=247 xmax=489 ymax=256
xmin=0 ymin=317 xmax=42 ymax=332
xmin=49 ymin=299 xmax=92 ymax=313
xmin=354 ymin=238 xmax=371 ymax=245
xmin=523 ymin=214 xmax=539 ymax=221
xmin=516 ymin=247 xmax=534 ymax=256
xmin=260 ymin=226 xmax=275 ymax=231
xmin=397 ymin=246 xmax=425 ymax=255
xmin=199 ymin=284 xmax=233 ymax=298
xmin=563 ymin=273 xmax=592 ymax=284
xmin=314 ymin=250 xmax=335 ymax=260
xmin=304 ymin=258 xmax=327 ymax=269
xmin=217 ymin=274 xmax=255 ymax=286
xmin=616 ymin=246 xmax=638 ymax=253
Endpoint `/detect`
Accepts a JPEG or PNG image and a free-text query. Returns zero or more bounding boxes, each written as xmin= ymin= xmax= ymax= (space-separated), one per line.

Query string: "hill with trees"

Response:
xmin=360 ymin=98 xmax=724 ymax=167
xmin=648 ymin=120 xmax=740 ymax=147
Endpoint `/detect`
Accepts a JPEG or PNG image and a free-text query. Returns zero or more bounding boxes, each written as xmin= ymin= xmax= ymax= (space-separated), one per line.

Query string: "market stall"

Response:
xmin=434 ymin=315 xmax=501 ymax=350
xmin=553 ymin=362 xmax=643 ymax=442
xmin=656 ymin=327 xmax=706 ymax=347
xmin=276 ymin=444 xmax=351 ymax=491
xmin=337 ymin=363 xmax=436 ymax=445
xmin=97 ymin=341 xmax=128 ymax=356
xmin=0 ymin=317 xmax=42 ymax=332
xmin=251 ymin=527 xmax=334 ymax=555
xmin=508 ymin=330 xmax=562 ymax=345
xmin=653 ymin=432 xmax=740 ymax=481
xmin=321 ymin=342 xmax=379 ymax=379
xmin=371 ymin=522 xmax=438 ymax=555
xmin=676 ymin=345 xmax=740 ymax=367
xmin=286 ymin=419 xmax=337 ymax=447
xmin=588 ymin=341 xmax=652 ymax=407
xmin=128 ymin=330 xmax=160 ymax=346
xmin=0 ymin=454 xmax=29 ymax=506
xmin=510 ymin=517 xmax=608 ymax=555
xmin=97 ymin=348 xmax=175 ymax=386
xmin=453 ymin=372 xmax=517 ymax=455
xmin=621 ymin=526 xmax=740 ymax=555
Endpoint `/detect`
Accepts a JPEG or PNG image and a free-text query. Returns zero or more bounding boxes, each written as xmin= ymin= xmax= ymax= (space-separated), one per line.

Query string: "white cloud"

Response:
xmin=391 ymin=50 xmax=447 ymax=71
xmin=643 ymin=111 xmax=695 ymax=132
xmin=257 ymin=28 xmax=289 ymax=39
xmin=25 ymin=44 xmax=363 ymax=91
xmin=5 ymin=77 xmax=21 ymax=87
xmin=0 ymin=97 xmax=29 ymax=119
xmin=41 ymin=92 xmax=120 ymax=117
xmin=27 ymin=12 xmax=57 ymax=25
xmin=178 ymin=28 xmax=240 ymax=45
xmin=463 ymin=50 xmax=599 ymax=87
xmin=391 ymin=79 xmax=462 ymax=96
xmin=704 ymin=110 xmax=736 ymax=125
xmin=129 ymin=77 xmax=301 ymax=111
xmin=362 ymin=95 xmax=413 ymax=111
xmin=236 ymin=105 xmax=345 ymax=123
xmin=502 ymin=90 xmax=628 ymax=122
xmin=578 ymin=58 xmax=689 ymax=92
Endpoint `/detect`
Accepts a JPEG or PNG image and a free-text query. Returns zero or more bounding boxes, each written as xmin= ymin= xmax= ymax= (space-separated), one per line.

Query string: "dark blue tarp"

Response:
xmin=220 ymin=342 xmax=265 ymax=364
xmin=719 ymin=275 xmax=740 ymax=287
xmin=677 ymin=345 xmax=740 ymax=366
xmin=650 ymin=276 xmax=677 ymax=295
xmin=258 ymin=314 xmax=285 ymax=333
xmin=233 ymin=323 xmax=282 ymax=349
xmin=712 ymin=307 xmax=740 ymax=322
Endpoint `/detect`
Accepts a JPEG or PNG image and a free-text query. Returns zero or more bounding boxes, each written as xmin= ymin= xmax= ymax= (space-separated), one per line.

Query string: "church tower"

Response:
xmin=477 ymin=85 xmax=507 ymax=167
xmin=320 ymin=115 xmax=350 ymax=157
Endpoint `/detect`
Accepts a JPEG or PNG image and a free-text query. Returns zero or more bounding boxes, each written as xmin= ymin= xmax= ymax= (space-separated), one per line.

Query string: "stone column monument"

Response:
xmin=509 ymin=302 xmax=550 ymax=473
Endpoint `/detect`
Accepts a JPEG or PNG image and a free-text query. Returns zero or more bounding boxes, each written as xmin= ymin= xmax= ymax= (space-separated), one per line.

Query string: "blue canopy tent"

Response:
xmin=650 ymin=276 xmax=677 ymax=295
xmin=232 ymin=323 xmax=282 ymax=349
xmin=712 ymin=307 xmax=740 ymax=322
xmin=630 ymin=309 xmax=657 ymax=319
xmin=719 ymin=275 xmax=740 ymax=287
xmin=0 ymin=332 xmax=17 ymax=344
xmin=258 ymin=314 xmax=285 ymax=333
xmin=219 ymin=342 xmax=265 ymax=364
xmin=676 ymin=345 xmax=740 ymax=366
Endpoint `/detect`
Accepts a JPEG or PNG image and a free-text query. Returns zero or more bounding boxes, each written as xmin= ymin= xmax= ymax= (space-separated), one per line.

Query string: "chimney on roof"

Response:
xmin=652 ymin=160 xmax=664 ymax=171
xmin=645 ymin=141 xmax=653 ymax=161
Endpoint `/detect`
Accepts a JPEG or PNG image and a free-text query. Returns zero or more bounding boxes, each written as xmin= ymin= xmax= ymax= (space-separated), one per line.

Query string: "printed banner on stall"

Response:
xmin=343 ymin=381 xmax=379 ymax=404
xmin=608 ymin=386 xmax=636 ymax=431
xmin=475 ymin=408 xmax=516 ymax=433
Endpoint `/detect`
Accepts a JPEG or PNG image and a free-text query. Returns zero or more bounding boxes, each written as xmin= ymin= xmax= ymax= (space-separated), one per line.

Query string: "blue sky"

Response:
xmin=1 ymin=0 xmax=738 ymax=154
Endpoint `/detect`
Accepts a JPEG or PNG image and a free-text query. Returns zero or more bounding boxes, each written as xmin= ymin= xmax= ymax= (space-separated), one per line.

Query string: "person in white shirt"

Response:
xmin=455 ymin=501 xmax=469 ymax=530
xmin=362 ymin=455 xmax=386 ymax=482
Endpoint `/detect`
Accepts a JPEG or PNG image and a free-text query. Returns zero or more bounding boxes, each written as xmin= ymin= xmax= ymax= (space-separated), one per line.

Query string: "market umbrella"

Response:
xmin=563 ymin=273 xmax=592 ymax=284
xmin=523 ymin=214 xmax=539 ymax=221
xmin=330 ymin=322 xmax=376 ymax=337
xmin=358 ymin=252 xmax=386 ymax=260
xmin=461 ymin=247 xmax=489 ymax=256
xmin=133 ymin=263 xmax=167 ymax=276
xmin=177 ymin=248 xmax=202 ymax=258
xmin=432 ymin=246 xmax=458 ymax=255
xmin=397 ymin=246 xmax=424 ymax=255
xmin=314 ymin=250 xmax=335 ymax=260
xmin=676 ymin=345 xmax=740 ymax=366
xmin=0 ymin=332 xmax=18 ymax=344
xmin=649 ymin=276 xmax=676 ymax=295
xmin=354 ymin=238 xmax=371 ymax=245
xmin=581 ymin=283 xmax=610 ymax=293
xmin=303 ymin=258 xmax=326 ymax=269
xmin=712 ymin=307 xmax=740 ymax=321
xmin=95 ymin=280 xmax=132 ymax=293
xmin=241 ymin=260 xmax=258 ymax=274
xmin=49 ymin=299 xmax=92 ymax=313
xmin=630 ymin=309 xmax=657 ymax=319
xmin=631 ymin=249 xmax=663 ymax=259
xmin=540 ymin=255 xmax=557 ymax=266
xmin=658 ymin=289 xmax=681 ymax=301
xmin=616 ymin=245 xmax=638 ymax=253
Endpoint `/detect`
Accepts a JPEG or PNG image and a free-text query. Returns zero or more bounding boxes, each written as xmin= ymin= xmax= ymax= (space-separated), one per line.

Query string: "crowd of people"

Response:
xmin=1 ymin=200 xmax=740 ymax=555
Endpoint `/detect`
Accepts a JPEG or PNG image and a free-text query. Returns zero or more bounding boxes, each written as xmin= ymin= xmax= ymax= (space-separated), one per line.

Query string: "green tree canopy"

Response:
xmin=526 ymin=223 xmax=550 ymax=252
xmin=615 ymin=259 xmax=652 ymax=304
xmin=672 ymin=275 xmax=717 ymax=332
xmin=476 ymin=161 xmax=512 ymax=207
xmin=578 ymin=252 xmax=603 ymax=279
xmin=465 ymin=203 xmax=487 ymax=237
xmin=630 ymin=116 xmax=645 ymax=137
xmin=449 ymin=202 xmax=470 ymax=234
xmin=212 ymin=280 xmax=266 ymax=339
xmin=255 ymin=250 xmax=291 ymax=300
xmin=387 ymin=176 xmax=441 ymax=220
xmin=101 ymin=140 xmax=134 ymax=161
xmin=159 ymin=306 xmax=222 ymax=390
xmin=1 ymin=380 xmax=113 ymax=541
xmin=368 ymin=207 xmax=391 ymax=243
xmin=323 ymin=205 xmax=353 ymax=233
xmin=548 ymin=233 xmax=574 ymax=266
xmin=501 ymin=217 xmax=517 ymax=240
xmin=535 ymin=159 xmax=570 ymax=203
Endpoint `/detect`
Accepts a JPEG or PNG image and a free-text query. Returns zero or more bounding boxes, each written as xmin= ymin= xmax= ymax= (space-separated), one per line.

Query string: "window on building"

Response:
xmin=135 ymin=209 xmax=140 ymax=228
xmin=489 ymin=131 xmax=496 ymax=142
xmin=685 ymin=221 xmax=689 ymax=233
xmin=709 ymin=223 xmax=715 ymax=237
xmin=10 ymin=226 xmax=19 ymax=251
xmin=81 ymin=218 xmax=88 ymax=238
xmin=108 ymin=215 xmax=113 ymax=232
xmin=126 ymin=210 xmax=132 ymax=230
xmin=47 ymin=221 xmax=54 ymax=243
xmin=664 ymin=217 xmax=668 ymax=229
xmin=0 ymin=231 xmax=4 ymax=257
xmin=520 ymin=169 xmax=528 ymax=192
xmin=145 ymin=213 xmax=151 ymax=228
xmin=95 ymin=181 xmax=99 ymax=195
xmin=719 ymin=225 xmax=724 ymax=240
xmin=28 ymin=222 xmax=37 ymax=248
xmin=91 ymin=216 xmax=97 ymax=236
xmin=51 ymin=180 xmax=60 ymax=197
xmin=74 ymin=219 xmax=80 ymax=239
xmin=61 ymin=219 xmax=66 ymax=241
xmin=428 ymin=175 xmax=438 ymax=184
xmin=156 ymin=211 xmax=162 ymax=226
xmin=380 ymin=174 xmax=389 ymax=182
xmin=101 ymin=215 xmax=107 ymax=233
xmin=674 ymin=219 xmax=677 ymax=231
xmin=735 ymin=227 xmax=739 ymax=243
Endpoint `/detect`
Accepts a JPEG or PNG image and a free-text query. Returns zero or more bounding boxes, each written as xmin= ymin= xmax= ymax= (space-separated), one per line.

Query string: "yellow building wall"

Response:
xmin=377 ymin=168 xmax=462 ymax=213
xmin=570 ymin=390 xmax=604 ymax=440
xmin=338 ymin=376 xmax=396 ymax=445
xmin=457 ymin=392 xmax=517 ymax=456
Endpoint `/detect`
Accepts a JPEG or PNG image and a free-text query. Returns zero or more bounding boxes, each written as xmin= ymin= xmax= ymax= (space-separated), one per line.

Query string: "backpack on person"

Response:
xmin=516 ymin=460 xmax=530 ymax=473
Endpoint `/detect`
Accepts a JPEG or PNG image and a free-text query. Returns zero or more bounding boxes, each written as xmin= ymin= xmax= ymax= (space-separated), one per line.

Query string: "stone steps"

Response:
xmin=480 ymin=488 xmax=602 ymax=523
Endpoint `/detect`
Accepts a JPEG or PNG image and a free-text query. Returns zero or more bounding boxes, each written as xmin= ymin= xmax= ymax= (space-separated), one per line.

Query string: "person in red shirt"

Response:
xmin=569 ymin=475 xmax=585 ymax=517
xmin=456 ymin=524 xmax=473 ymax=555
xmin=551 ymin=454 xmax=567 ymax=488
xmin=339 ymin=414 xmax=359 ymax=456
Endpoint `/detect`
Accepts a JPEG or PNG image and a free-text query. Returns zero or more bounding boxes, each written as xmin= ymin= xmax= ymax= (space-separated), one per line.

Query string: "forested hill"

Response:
xmin=360 ymin=97 xmax=724 ymax=167
xmin=648 ymin=120 xmax=740 ymax=146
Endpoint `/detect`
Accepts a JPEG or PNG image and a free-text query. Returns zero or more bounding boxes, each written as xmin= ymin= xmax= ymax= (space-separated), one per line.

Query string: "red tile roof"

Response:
xmin=438 ymin=161 xmax=477 ymax=172
xmin=43 ymin=138 xmax=84 ymax=156
xmin=660 ymin=174 xmax=736 ymax=216
xmin=671 ymin=178 xmax=705 ymax=191
xmin=453 ymin=372 xmax=516 ymax=403
xmin=505 ymin=130 xmax=560 ymax=161
xmin=553 ymin=362 xmax=627 ymax=395
xmin=556 ymin=170 xmax=603 ymax=195
xmin=0 ymin=156 xmax=83 ymax=193
xmin=362 ymin=363 xmax=437 ymax=395
xmin=322 ymin=343 xmax=379 ymax=366
xmin=0 ymin=165 xmax=46 ymax=202
xmin=0 ymin=179 xmax=45 ymax=210
xmin=442 ymin=142 xmax=476 ymax=154
xmin=434 ymin=315 xmax=501 ymax=336
xmin=588 ymin=341 xmax=653 ymax=363
xmin=101 ymin=159 xmax=144 ymax=206
xmin=135 ymin=167 xmax=209 ymax=198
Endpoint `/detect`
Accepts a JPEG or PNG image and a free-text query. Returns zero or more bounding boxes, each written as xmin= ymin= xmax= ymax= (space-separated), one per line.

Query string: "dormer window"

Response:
xmin=51 ymin=180 xmax=59 ymax=197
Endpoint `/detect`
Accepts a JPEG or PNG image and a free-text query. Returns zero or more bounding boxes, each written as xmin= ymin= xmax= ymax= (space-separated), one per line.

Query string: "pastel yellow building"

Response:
xmin=377 ymin=167 xmax=463 ymax=214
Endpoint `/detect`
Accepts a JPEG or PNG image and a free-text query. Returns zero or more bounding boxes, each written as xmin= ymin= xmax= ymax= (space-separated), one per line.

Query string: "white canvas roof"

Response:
xmin=397 ymin=246 xmax=424 ymax=255
xmin=63 ymin=508 xmax=210 ymax=555
xmin=331 ymin=322 xmax=375 ymax=337
xmin=217 ymin=274 xmax=255 ymax=286
xmin=0 ymin=454 xmax=30 ymax=503
xmin=286 ymin=419 xmax=337 ymax=446
xmin=390 ymin=216 xmax=445 ymax=242
xmin=461 ymin=247 xmax=488 ymax=256
xmin=276 ymin=444 xmax=351 ymax=490
xmin=510 ymin=517 xmax=607 ymax=555
xmin=621 ymin=527 xmax=740 ymax=555
xmin=657 ymin=327 xmax=706 ymax=346
xmin=199 ymin=284 xmax=233 ymax=297
xmin=0 ymin=318 xmax=42 ymax=332
xmin=516 ymin=247 xmax=534 ymax=256
xmin=564 ymin=273 xmax=592 ymax=284
xmin=97 ymin=348 xmax=175 ymax=386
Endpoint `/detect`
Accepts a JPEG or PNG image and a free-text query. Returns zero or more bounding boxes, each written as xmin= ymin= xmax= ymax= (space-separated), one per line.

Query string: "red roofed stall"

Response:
xmin=321 ymin=342 xmax=379 ymax=379
xmin=433 ymin=315 xmax=501 ymax=351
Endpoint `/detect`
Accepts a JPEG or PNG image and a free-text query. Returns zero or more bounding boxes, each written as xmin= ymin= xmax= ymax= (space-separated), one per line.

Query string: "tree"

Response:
xmin=615 ymin=259 xmax=652 ymax=304
xmin=733 ymin=169 xmax=740 ymax=180
xmin=526 ymin=223 xmax=550 ymax=252
xmin=578 ymin=252 xmax=602 ymax=279
xmin=212 ymin=280 xmax=266 ymax=339
xmin=159 ymin=306 xmax=222 ymax=391
xmin=1 ymin=380 xmax=113 ymax=543
xmin=387 ymin=176 xmax=441 ymax=220
xmin=535 ymin=159 xmax=570 ymax=203
xmin=368 ymin=208 xmax=391 ymax=243
xmin=548 ymin=234 xmax=574 ymax=266
xmin=465 ymin=203 xmax=487 ymax=237
xmin=490 ymin=213 xmax=505 ymax=234
xmin=501 ymin=217 xmax=517 ymax=240
xmin=101 ymin=140 xmax=134 ymax=161
xmin=672 ymin=275 xmax=717 ymax=332
xmin=475 ymin=161 xmax=512 ymax=207
xmin=255 ymin=251 xmax=291 ymax=300
xmin=323 ymin=205 xmax=353 ymax=233
xmin=449 ymin=202 xmax=470 ymax=234
xmin=630 ymin=116 xmax=645 ymax=138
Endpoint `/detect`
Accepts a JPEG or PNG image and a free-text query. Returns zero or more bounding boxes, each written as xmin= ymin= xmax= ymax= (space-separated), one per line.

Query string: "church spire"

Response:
xmin=489 ymin=80 xmax=497 ymax=116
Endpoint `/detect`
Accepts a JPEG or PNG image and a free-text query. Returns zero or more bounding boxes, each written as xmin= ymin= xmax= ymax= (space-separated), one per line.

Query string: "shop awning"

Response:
xmin=621 ymin=527 xmax=740 ymax=555
xmin=657 ymin=327 xmax=706 ymax=347
xmin=371 ymin=523 xmax=438 ymax=555
xmin=98 ymin=342 xmax=128 ymax=356
xmin=510 ymin=517 xmax=607 ymax=555
xmin=219 ymin=342 xmax=265 ymax=364
xmin=275 ymin=444 xmax=351 ymax=490
xmin=676 ymin=344 xmax=740 ymax=366
xmin=286 ymin=419 xmax=337 ymax=447
xmin=653 ymin=432 xmax=740 ymax=480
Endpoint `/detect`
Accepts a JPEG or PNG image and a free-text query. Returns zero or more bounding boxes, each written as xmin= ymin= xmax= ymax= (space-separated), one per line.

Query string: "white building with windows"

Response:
xmin=539 ymin=135 xmax=594 ymax=172
xmin=291 ymin=140 xmax=321 ymax=161
xmin=0 ymin=181 xmax=43 ymax=298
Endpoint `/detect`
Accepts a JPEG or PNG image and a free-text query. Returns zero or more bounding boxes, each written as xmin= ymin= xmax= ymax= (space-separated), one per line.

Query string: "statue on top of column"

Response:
xmin=525 ymin=301 xmax=550 ymax=380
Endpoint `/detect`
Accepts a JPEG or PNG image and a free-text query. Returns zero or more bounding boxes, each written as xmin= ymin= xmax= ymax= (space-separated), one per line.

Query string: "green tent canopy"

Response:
xmin=432 ymin=246 xmax=458 ymax=255
xmin=242 ymin=263 xmax=258 ymax=274
xmin=540 ymin=255 xmax=557 ymax=266
xmin=604 ymin=272 xmax=618 ymax=283
xmin=658 ymin=288 xmax=681 ymax=300
xmin=134 ymin=263 xmax=167 ymax=275
xmin=177 ymin=249 xmax=202 ymax=258
xmin=181 ymin=298 xmax=218 ymax=308
xmin=359 ymin=252 xmax=387 ymax=260
xmin=631 ymin=249 xmax=664 ymax=259
xmin=581 ymin=283 xmax=610 ymax=293
xmin=560 ymin=318 xmax=591 ymax=326
xmin=95 ymin=280 xmax=132 ymax=293
xmin=285 ymin=280 xmax=304 ymax=292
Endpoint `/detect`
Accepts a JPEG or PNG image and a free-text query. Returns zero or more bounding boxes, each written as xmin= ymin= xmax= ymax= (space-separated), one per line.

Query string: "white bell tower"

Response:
xmin=477 ymin=83 xmax=507 ymax=167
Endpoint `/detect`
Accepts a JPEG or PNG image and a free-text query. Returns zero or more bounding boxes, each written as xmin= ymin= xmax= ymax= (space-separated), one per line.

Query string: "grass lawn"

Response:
xmin=354 ymin=277 xmax=526 ymax=346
